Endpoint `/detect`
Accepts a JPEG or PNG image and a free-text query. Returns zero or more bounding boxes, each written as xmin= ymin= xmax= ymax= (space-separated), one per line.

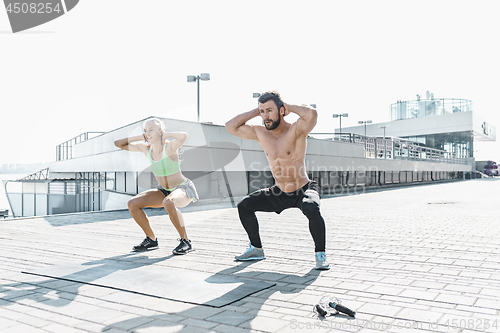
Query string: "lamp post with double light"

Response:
xmin=332 ymin=113 xmax=348 ymax=136
xmin=358 ymin=120 xmax=372 ymax=136
xmin=379 ymin=125 xmax=389 ymax=158
xmin=187 ymin=73 xmax=210 ymax=122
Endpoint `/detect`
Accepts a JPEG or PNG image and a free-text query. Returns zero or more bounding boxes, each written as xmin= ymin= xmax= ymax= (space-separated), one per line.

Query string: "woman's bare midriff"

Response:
xmin=156 ymin=172 xmax=185 ymax=190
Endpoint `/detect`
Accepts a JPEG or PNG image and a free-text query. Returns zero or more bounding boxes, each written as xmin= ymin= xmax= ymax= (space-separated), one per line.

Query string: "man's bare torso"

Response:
xmin=255 ymin=123 xmax=309 ymax=192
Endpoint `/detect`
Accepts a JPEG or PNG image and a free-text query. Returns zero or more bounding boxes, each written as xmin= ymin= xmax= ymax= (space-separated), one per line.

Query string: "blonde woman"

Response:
xmin=114 ymin=118 xmax=199 ymax=254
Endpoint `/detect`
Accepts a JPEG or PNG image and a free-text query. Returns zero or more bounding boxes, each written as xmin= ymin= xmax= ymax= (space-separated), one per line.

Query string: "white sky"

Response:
xmin=1 ymin=0 xmax=499 ymax=164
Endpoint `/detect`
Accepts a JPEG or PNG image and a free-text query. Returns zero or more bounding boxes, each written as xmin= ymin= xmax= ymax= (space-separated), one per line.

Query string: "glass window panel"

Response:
xmin=91 ymin=188 xmax=96 ymax=210
xmin=23 ymin=194 xmax=35 ymax=216
xmin=49 ymin=194 xmax=65 ymax=215
xmin=93 ymin=186 xmax=100 ymax=211
xmin=35 ymin=194 xmax=47 ymax=216
xmin=106 ymin=172 xmax=115 ymax=190
xmin=84 ymin=189 xmax=89 ymax=211
xmin=137 ymin=171 xmax=152 ymax=193
xmin=125 ymin=172 xmax=136 ymax=194
xmin=7 ymin=193 xmax=22 ymax=217
xmin=94 ymin=172 xmax=100 ymax=188
xmin=116 ymin=172 xmax=125 ymax=192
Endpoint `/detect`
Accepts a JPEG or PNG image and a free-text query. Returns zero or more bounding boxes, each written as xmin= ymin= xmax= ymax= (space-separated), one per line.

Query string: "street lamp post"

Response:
xmin=187 ymin=73 xmax=210 ymax=122
xmin=379 ymin=125 xmax=388 ymax=139
xmin=379 ymin=125 xmax=389 ymax=158
xmin=358 ymin=120 xmax=372 ymax=136
xmin=332 ymin=113 xmax=348 ymax=136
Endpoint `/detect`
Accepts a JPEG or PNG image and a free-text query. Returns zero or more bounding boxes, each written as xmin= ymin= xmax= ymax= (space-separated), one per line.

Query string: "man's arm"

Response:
xmin=284 ymin=103 xmax=318 ymax=137
xmin=114 ymin=135 xmax=148 ymax=152
xmin=163 ymin=131 xmax=188 ymax=151
xmin=225 ymin=108 xmax=259 ymax=140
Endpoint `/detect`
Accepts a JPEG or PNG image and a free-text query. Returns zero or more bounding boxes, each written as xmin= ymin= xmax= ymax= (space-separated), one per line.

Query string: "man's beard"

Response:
xmin=264 ymin=116 xmax=281 ymax=130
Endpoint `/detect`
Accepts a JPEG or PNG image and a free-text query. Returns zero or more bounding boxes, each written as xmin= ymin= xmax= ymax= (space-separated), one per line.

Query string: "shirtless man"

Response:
xmin=225 ymin=91 xmax=329 ymax=270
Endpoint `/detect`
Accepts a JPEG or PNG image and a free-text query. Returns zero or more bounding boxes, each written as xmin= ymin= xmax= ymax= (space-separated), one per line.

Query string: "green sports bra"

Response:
xmin=147 ymin=144 xmax=180 ymax=177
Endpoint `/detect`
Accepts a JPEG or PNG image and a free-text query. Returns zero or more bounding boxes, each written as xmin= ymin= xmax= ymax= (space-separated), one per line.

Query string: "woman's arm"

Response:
xmin=114 ymin=134 xmax=148 ymax=152
xmin=162 ymin=131 xmax=188 ymax=151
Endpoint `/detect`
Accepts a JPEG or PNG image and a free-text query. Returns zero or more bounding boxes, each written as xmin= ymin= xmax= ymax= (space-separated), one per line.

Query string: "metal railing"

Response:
xmin=56 ymin=132 xmax=104 ymax=161
xmin=324 ymin=133 xmax=471 ymax=165
xmin=19 ymin=168 xmax=49 ymax=180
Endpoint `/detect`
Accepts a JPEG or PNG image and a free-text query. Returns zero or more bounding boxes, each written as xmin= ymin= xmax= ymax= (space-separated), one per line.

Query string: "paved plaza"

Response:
xmin=1 ymin=179 xmax=499 ymax=333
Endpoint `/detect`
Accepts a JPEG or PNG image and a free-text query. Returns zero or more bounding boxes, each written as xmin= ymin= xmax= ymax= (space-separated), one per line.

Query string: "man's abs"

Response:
xmin=270 ymin=163 xmax=309 ymax=192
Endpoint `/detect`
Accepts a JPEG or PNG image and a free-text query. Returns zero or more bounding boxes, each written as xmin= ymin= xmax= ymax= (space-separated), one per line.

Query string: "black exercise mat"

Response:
xmin=23 ymin=260 xmax=275 ymax=307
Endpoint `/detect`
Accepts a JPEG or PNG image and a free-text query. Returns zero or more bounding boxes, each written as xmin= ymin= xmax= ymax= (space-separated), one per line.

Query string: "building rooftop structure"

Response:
xmin=340 ymin=97 xmax=496 ymax=159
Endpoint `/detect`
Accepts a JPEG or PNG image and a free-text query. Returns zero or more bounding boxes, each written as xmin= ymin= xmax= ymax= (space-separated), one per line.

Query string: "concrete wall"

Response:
xmin=342 ymin=111 xmax=496 ymax=142
xmin=342 ymin=112 xmax=473 ymax=137
xmin=51 ymin=117 xmax=471 ymax=174
xmin=472 ymin=112 xmax=496 ymax=141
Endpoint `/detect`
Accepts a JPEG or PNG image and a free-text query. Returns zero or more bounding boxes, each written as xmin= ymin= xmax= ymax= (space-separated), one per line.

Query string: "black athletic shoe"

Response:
xmin=132 ymin=237 xmax=159 ymax=252
xmin=172 ymin=238 xmax=192 ymax=255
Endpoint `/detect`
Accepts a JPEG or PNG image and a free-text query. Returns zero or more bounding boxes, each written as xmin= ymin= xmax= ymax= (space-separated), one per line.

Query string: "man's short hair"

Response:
xmin=258 ymin=91 xmax=284 ymax=111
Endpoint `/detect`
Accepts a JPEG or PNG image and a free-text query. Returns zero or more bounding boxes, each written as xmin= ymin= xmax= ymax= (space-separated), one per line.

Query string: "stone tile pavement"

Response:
xmin=0 ymin=179 xmax=499 ymax=332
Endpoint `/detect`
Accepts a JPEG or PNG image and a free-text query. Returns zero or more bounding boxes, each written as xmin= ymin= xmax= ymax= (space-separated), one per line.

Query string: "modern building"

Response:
xmin=4 ymin=113 xmax=476 ymax=218
xmin=340 ymin=97 xmax=496 ymax=159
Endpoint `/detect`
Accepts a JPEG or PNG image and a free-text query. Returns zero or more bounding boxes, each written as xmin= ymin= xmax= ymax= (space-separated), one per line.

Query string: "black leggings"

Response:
xmin=237 ymin=181 xmax=326 ymax=252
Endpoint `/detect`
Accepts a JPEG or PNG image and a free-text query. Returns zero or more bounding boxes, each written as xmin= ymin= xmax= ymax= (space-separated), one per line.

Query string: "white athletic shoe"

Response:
xmin=235 ymin=243 xmax=266 ymax=261
xmin=315 ymin=251 xmax=330 ymax=270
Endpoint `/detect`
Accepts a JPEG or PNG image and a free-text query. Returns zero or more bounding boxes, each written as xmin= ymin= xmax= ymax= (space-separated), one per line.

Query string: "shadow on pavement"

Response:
xmin=41 ymin=204 xmax=235 ymax=227
xmin=100 ymin=260 xmax=325 ymax=332
xmin=0 ymin=253 xmax=174 ymax=308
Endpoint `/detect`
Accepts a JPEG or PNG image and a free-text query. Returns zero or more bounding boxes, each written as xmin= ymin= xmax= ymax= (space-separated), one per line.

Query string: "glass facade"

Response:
xmin=77 ymin=172 xmax=132 ymax=213
xmin=105 ymin=172 xmax=115 ymax=190
xmin=404 ymin=132 xmax=473 ymax=158
xmin=332 ymin=133 xmax=471 ymax=162
xmin=391 ymin=98 xmax=472 ymax=121
xmin=6 ymin=171 xmax=150 ymax=217
xmin=6 ymin=166 xmax=469 ymax=218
